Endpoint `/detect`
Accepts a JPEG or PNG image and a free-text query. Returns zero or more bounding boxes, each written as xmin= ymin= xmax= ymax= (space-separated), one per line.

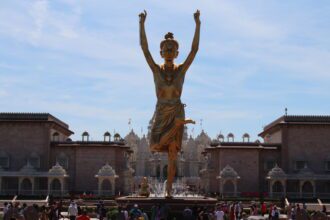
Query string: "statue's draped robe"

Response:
xmin=150 ymin=65 xmax=186 ymax=152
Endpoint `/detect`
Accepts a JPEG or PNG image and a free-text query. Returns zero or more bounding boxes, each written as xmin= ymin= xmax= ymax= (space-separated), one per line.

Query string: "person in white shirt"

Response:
xmin=68 ymin=200 xmax=78 ymax=220
xmin=214 ymin=207 xmax=224 ymax=220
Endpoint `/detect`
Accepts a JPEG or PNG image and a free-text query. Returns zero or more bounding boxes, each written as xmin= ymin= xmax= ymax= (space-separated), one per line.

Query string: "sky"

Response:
xmin=0 ymin=0 xmax=330 ymax=142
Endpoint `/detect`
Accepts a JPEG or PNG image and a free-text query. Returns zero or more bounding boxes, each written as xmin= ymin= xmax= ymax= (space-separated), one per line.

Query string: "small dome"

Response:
xmin=114 ymin=133 xmax=120 ymax=138
xmin=227 ymin=133 xmax=234 ymax=138
xmin=217 ymin=134 xmax=224 ymax=141
xmin=299 ymin=165 xmax=314 ymax=175
xmin=104 ymin=131 xmax=111 ymax=136
xmin=48 ymin=162 xmax=67 ymax=176
xmin=243 ymin=133 xmax=250 ymax=138
xmin=96 ymin=163 xmax=117 ymax=177
xmin=267 ymin=164 xmax=286 ymax=179
xmin=20 ymin=162 xmax=37 ymax=174
xmin=219 ymin=165 xmax=239 ymax=179
xmin=82 ymin=131 xmax=89 ymax=136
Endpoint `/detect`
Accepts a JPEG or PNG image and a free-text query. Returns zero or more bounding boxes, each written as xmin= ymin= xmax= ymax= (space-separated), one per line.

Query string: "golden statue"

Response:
xmin=139 ymin=176 xmax=150 ymax=197
xmin=139 ymin=10 xmax=200 ymax=197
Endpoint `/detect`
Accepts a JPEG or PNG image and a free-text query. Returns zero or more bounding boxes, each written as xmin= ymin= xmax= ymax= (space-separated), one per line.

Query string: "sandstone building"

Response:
xmin=0 ymin=113 xmax=330 ymax=198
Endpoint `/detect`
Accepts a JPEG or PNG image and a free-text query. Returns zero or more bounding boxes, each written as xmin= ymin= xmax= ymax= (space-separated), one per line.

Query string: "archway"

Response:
xmin=273 ymin=181 xmax=283 ymax=193
xmin=50 ymin=179 xmax=61 ymax=195
xmin=302 ymin=181 xmax=313 ymax=192
xmin=21 ymin=178 xmax=32 ymax=195
xmin=223 ymin=180 xmax=235 ymax=196
xmin=101 ymin=179 xmax=112 ymax=196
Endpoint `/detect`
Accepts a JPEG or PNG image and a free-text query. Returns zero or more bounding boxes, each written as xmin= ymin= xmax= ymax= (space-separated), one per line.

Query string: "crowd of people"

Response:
xmin=1 ymin=200 xmax=328 ymax=220
xmin=2 ymin=200 xmax=90 ymax=220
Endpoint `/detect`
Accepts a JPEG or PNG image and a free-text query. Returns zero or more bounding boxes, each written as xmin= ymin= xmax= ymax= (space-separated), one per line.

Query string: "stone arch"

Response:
xmin=217 ymin=134 xmax=224 ymax=142
xmin=52 ymin=132 xmax=60 ymax=142
xmin=223 ymin=180 xmax=235 ymax=193
xmin=101 ymin=179 xmax=112 ymax=192
xmin=272 ymin=181 xmax=284 ymax=193
xmin=104 ymin=131 xmax=111 ymax=142
xmin=242 ymin=133 xmax=250 ymax=142
xmin=302 ymin=181 xmax=313 ymax=193
xmin=50 ymin=178 xmax=61 ymax=192
xmin=82 ymin=131 xmax=89 ymax=141
xmin=227 ymin=133 xmax=234 ymax=142
xmin=21 ymin=178 xmax=32 ymax=194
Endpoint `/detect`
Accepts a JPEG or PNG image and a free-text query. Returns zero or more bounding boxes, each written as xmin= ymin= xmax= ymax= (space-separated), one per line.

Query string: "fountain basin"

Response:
xmin=115 ymin=196 xmax=217 ymax=216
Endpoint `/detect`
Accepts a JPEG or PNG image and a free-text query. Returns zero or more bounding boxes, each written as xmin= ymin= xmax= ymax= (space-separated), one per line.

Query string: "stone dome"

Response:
xmin=96 ymin=163 xmax=118 ymax=177
xmin=298 ymin=165 xmax=314 ymax=175
xmin=267 ymin=164 xmax=286 ymax=179
xmin=218 ymin=165 xmax=239 ymax=179
xmin=20 ymin=162 xmax=37 ymax=174
xmin=48 ymin=162 xmax=67 ymax=176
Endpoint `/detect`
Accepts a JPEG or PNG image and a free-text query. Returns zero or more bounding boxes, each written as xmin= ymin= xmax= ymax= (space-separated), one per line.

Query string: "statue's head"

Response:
xmin=160 ymin=32 xmax=179 ymax=61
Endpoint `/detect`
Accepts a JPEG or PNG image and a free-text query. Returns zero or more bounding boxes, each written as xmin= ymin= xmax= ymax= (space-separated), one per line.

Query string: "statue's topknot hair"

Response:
xmin=160 ymin=32 xmax=179 ymax=49
xmin=165 ymin=32 xmax=174 ymax=40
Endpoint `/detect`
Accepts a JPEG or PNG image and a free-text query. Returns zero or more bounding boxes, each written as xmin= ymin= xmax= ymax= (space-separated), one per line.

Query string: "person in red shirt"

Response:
xmin=261 ymin=202 xmax=267 ymax=216
xmin=76 ymin=210 xmax=90 ymax=220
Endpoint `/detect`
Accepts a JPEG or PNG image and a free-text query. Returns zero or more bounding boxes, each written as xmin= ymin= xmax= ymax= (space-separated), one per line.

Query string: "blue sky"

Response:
xmin=0 ymin=0 xmax=330 ymax=142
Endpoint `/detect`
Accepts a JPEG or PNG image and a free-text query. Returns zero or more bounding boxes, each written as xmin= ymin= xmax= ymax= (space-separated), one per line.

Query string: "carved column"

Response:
xmin=31 ymin=177 xmax=35 ymax=195
xmin=312 ymin=180 xmax=316 ymax=197
xmin=60 ymin=178 xmax=64 ymax=195
xmin=234 ymin=179 xmax=238 ymax=197
xmin=111 ymin=178 xmax=115 ymax=196
xmin=0 ymin=177 xmax=2 ymax=194
xmin=98 ymin=178 xmax=103 ymax=196
xmin=282 ymin=180 xmax=286 ymax=196
xmin=47 ymin=177 xmax=52 ymax=195
xmin=299 ymin=180 xmax=303 ymax=198
xmin=18 ymin=177 xmax=23 ymax=194
xmin=219 ymin=180 xmax=223 ymax=195
xmin=269 ymin=180 xmax=273 ymax=198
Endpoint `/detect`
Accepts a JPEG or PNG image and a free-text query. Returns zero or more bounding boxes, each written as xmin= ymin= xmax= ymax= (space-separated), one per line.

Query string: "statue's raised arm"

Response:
xmin=139 ymin=10 xmax=158 ymax=72
xmin=180 ymin=10 xmax=201 ymax=73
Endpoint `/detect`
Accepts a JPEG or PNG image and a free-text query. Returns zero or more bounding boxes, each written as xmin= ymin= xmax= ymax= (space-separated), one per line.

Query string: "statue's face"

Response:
xmin=160 ymin=42 xmax=178 ymax=61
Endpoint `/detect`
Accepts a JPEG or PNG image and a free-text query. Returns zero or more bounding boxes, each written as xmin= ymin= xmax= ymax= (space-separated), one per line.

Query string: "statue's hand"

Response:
xmin=139 ymin=10 xmax=147 ymax=24
xmin=194 ymin=9 xmax=200 ymax=25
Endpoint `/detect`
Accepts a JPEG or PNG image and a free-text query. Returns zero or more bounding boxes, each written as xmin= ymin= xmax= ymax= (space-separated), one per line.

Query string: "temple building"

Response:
xmin=203 ymin=115 xmax=330 ymax=198
xmin=0 ymin=113 xmax=133 ymax=196
xmin=0 ymin=112 xmax=330 ymax=198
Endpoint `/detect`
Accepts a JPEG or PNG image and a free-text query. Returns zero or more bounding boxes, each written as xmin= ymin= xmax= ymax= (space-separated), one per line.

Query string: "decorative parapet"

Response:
xmin=217 ymin=165 xmax=240 ymax=179
xmin=267 ymin=164 xmax=286 ymax=179
xmin=48 ymin=162 xmax=68 ymax=177
xmin=95 ymin=163 xmax=118 ymax=178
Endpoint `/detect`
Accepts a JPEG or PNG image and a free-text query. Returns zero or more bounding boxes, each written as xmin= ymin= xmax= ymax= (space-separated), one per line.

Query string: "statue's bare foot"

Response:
xmin=165 ymin=191 xmax=173 ymax=199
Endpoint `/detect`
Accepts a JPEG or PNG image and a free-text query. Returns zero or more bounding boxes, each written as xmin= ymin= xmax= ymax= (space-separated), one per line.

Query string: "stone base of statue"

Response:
xmin=115 ymin=196 xmax=217 ymax=217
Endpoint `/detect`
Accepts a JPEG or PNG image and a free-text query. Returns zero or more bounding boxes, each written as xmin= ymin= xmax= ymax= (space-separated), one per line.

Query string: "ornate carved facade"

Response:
xmin=1 ymin=113 xmax=330 ymax=198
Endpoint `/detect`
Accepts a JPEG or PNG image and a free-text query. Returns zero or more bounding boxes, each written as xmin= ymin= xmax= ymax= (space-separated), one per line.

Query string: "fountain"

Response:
xmin=116 ymin=176 xmax=217 ymax=215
